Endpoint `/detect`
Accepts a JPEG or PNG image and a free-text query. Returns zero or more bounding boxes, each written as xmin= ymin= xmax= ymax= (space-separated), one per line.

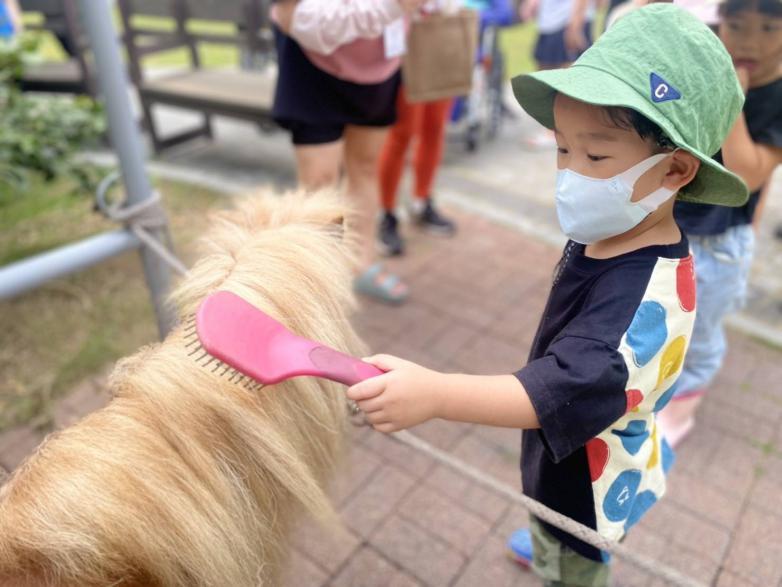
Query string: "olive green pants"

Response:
xmin=530 ymin=518 xmax=611 ymax=587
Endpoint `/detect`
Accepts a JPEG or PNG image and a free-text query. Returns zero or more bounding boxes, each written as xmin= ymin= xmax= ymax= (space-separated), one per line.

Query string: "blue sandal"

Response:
xmin=507 ymin=528 xmax=533 ymax=568
xmin=354 ymin=263 xmax=409 ymax=305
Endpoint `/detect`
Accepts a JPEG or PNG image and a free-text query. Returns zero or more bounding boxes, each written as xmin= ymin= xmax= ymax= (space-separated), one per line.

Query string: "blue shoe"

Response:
xmin=507 ymin=528 xmax=533 ymax=568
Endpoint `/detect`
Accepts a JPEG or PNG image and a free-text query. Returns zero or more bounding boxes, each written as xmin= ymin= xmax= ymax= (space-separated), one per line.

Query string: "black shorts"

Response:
xmin=272 ymin=27 xmax=401 ymax=145
xmin=534 ymin=22 xmax=593 ymax=67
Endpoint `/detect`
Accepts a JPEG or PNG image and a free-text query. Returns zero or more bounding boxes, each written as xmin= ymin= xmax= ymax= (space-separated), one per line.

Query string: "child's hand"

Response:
xmin=346 ymin=354 xmax=446 ymax=433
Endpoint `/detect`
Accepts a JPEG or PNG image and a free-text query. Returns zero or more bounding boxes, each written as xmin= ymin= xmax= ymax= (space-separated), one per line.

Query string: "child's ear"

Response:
xmin=662 ymin=150 xmax=701 ymax=192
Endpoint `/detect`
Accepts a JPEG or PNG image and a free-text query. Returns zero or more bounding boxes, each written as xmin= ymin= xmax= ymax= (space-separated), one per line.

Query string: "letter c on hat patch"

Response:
xmin=650 ymin=72 xmax=681 ymax=103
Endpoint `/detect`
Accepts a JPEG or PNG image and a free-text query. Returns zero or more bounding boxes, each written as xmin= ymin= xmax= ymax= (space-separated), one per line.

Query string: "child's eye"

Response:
xmin=763 ymin=23 xmax=781 ymax=32
xmin=557 ymin=147 xmax=569 ymax=155
xmin=587 ymin=154 xmax=607 ymax=162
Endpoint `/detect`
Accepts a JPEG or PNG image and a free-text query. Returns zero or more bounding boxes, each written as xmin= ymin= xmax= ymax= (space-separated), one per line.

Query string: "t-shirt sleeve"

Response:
xmin=515 ymin=335 xmax=629 ymax=463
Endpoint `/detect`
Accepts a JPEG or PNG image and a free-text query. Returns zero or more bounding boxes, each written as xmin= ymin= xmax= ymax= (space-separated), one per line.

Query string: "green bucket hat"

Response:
xmin=512 ymin=3 xmax=749 ymax=207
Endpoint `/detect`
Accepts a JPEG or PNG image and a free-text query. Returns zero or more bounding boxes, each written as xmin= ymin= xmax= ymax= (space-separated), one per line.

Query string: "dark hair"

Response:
xmin=720 ymin=0 xmax=782 ymax=17
xmin=600 ymin=106 xmax=676 ymax=151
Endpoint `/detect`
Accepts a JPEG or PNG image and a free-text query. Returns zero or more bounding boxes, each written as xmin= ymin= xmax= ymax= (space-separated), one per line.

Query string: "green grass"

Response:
xmin=0 ymin=175 xmax=227 ymax=432
xmin=22 ymin=12 xmax=239 ymax=69
xmin=499 ymin=23 xmax=538 ymax=79
xmin=24 ymin=10 xmax=538 ymax=75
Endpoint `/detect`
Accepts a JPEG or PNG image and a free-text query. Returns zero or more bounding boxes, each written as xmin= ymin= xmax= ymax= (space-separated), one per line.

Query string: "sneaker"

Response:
xmin=507 ymin=528 xmax=533 ymax=568
xmin=378 ymin=212 xmax=405 ymax=256
xmin=412 ymin=199 xmax=457 ymax=237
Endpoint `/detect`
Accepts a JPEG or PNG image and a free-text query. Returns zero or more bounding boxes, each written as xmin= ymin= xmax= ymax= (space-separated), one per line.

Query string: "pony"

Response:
xmin=0 ymin=190 xmax=363 ymax=586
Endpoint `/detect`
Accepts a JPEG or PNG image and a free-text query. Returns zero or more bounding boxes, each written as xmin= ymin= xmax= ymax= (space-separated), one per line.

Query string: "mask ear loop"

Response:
xmin=617 ymin=150 xmax=679 ymax=213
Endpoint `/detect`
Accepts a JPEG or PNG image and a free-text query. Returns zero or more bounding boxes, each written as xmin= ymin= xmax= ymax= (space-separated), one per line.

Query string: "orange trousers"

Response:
xmin=378 ymin=86 xmax=452 ymax=211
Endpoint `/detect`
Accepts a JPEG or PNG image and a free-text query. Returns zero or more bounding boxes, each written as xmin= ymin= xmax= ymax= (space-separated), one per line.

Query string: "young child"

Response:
xmin=347 ymin=4 xmax=747 ymax=584
xmin=0 ymin=0 xmax=21 ymax=40
xmin=659 ymin=0 xmax=782 ymax=447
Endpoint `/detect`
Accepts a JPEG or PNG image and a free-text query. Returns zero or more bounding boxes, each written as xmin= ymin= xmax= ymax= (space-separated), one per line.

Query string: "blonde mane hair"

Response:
xmin=0 ymin=191 xmax=363 ymax=586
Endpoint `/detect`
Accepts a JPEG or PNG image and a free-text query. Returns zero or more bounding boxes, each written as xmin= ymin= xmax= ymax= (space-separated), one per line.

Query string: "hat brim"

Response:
xmin=512 ymin=65 xmax=749 ymax=207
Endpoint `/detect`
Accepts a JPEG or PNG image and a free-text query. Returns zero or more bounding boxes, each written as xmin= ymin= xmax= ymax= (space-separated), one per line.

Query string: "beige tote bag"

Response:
xmin=402 ymin=9 xmax=480 ymax=103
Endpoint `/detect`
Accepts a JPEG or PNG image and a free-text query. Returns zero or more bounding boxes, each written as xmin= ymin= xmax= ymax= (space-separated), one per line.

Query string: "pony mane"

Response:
xmin=0 ymin=190 xmax=363 ymax=586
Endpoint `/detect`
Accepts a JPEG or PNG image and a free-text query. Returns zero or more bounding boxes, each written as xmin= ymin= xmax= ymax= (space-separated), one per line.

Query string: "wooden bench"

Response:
xmin=18 ymin=0 xmax=94 ymax=96
xmin=118 ymin=0 xmax=277 ymax=153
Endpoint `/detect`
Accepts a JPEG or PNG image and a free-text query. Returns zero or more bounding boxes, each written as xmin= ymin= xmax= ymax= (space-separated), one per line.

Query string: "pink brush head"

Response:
xmin=189 ymin=291 xmax=383 ymax=387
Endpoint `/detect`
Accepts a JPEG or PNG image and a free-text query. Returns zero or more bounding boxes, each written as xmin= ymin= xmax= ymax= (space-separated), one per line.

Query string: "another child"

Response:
xmin=0 ymin=0 xmax=21 ymax=40
xmin=658 ymin=0 xmax=782 ymax=447
xmin=347 ymin=5 xmax=747 ymax=584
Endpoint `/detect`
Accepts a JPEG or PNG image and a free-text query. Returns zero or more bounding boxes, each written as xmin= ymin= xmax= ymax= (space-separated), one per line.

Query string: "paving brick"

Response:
xmin=369 ymin=515 xmax=465 ymax=587
xmin=406 ymin=419 xmax=470 ymax=452
xmin=665 ymin=469 xmax=744 ymax=530
xmin=450 ymin=432 xmax=521 ymax=488
xmin=283 ymin=549 xmax=329 ymax=587
xmin=420 ymin=322 xmax=480 ymax=366
xmin=708 ymin=379 xmax=782 ymax=425
xmin=674 ymin=426 xmax=764 ymax=499
xmin=453 ymin=336 xmax=526 ymax=376
xmin=0 ymin=425 xmax=44 ymax=471
xmin=362 ymin=432 xmax=435 ymax=480
xmin=638 ymin=501 xmax=731 ymax=563
xmin=329 ymin=546 xmax=422 ymax=587
xmin=747 ymin=454 xmax=782 ymax=516
xmin=340 ymin=464 xmax=417 ymax=540
xmin=291 ymin=518 xmax=361 ymax=576
xmin=470 ymin=424 xmax=521 ymax=451
xmin=723 ymin=505 xmax=782 ymax=585
xmin=425 ymin=465 xmax=512 ymax=525
xmin=698 ymin=397 xmax=776 ymax=446
xmin=330 ymin=445 xmax=383 ymax=508
xmin=453 ymin=534 xmax=540 ymax=587
xmin=714 ymin=569 xmax=765 ymax=587
xmin=397 ymin=484 xmax=493 ymax=556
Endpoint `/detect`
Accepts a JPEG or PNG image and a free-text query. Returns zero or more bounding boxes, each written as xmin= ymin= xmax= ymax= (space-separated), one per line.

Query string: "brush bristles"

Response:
xmin=182 ymin=318 xmax=264 ymax=393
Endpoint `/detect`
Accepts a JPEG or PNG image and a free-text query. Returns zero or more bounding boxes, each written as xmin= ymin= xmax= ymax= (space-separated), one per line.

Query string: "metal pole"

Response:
xmin=77 ymin=0 xmax=176 ymax=337
xmin=0 ymin=231 xmax=142 ymax=300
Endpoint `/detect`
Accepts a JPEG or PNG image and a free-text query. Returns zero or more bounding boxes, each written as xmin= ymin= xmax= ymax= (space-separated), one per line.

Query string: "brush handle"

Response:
xmin=308 ymin=346 xmax=384 ymax=386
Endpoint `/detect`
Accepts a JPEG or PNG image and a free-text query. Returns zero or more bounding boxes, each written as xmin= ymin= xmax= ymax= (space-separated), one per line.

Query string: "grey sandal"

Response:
xmin=354 ymin=263 xmax=409 ymax=305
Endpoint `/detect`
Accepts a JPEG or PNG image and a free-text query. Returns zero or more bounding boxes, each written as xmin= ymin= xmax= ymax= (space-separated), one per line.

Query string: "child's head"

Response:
xmin=551 ymin=95 xmax=702 ymax=242
xmin=719 ymin=0 xmax=782 ymax=86
xmin=512 ymin=3 xmax=749 ymax=240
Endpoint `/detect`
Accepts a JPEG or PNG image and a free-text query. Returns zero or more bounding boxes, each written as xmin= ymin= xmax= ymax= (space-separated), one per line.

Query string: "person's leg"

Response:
xmin=529 ymin=519 xmax=611 ymax=587
xmin=294 ymin=141 xmax=344 ymax=191
xmin=413 ymin=98 xmax=451 ymax=201
xmin=410 ymin=98 xmax=457 ymax=235
xmin=377 ymin=87 xmax=419 ymax=256
xmin=378 ymin=87 xmax=418 ymax=213
xmin=657 ymin=226 xmax=755 ymax=447
xmin=345 ymin=124 xmax=409 ymax=301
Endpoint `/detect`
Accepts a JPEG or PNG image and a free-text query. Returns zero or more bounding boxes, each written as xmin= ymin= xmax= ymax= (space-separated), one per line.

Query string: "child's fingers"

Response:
xmin=364 ymin=410 xmax=387 ymax=425
xmin=346 ymin=377 xmax=385 ymax=401
xmin=356 ymin=396 xmax=385 ymax=414
xmin=362 ymin=354 xmax=410 ymax=371
xmin=373 ymin=422 xmax=397 ymax=434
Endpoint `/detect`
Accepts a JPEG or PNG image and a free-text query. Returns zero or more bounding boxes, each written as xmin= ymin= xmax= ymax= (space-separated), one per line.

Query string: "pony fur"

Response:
xmin=0 ymin=190 xmax=365 ymax=586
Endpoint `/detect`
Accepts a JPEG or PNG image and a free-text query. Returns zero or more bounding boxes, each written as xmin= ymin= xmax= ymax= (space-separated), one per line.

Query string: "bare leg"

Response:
xmin=344 ymin=125 xmax=408 ymax=299
xmin=294 ymin=141 xmax=344 ymax=191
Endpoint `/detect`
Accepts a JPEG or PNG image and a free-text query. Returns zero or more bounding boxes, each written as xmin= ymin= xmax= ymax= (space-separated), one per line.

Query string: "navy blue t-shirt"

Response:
xmin=675 ymin=77 xmax=782 ymax=235
xmin=516 ymin=236 xmax=695 ymax=561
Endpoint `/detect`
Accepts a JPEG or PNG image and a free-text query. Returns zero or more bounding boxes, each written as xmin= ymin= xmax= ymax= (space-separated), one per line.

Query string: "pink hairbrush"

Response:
xmin=183 ymin=291 xmax=383 ymax=390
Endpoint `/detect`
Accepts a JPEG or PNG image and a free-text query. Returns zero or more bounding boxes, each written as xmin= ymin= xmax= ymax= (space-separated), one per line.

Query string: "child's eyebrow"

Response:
xmin=579 ymin=131 xmax=621 ymax=142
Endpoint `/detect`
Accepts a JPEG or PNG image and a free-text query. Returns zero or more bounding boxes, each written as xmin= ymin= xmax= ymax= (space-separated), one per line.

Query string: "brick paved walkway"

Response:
xmin=2 ymin=207 xmax=781 ymax=586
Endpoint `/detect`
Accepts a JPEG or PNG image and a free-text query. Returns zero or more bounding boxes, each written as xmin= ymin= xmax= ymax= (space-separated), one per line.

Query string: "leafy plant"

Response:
xmin=0 ymin=36 xmax=106 ymax=196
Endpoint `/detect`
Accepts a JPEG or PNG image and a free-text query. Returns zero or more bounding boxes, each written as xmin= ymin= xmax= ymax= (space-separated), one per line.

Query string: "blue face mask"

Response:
xmin=555 ymin=152 xmax=676 ymax=245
